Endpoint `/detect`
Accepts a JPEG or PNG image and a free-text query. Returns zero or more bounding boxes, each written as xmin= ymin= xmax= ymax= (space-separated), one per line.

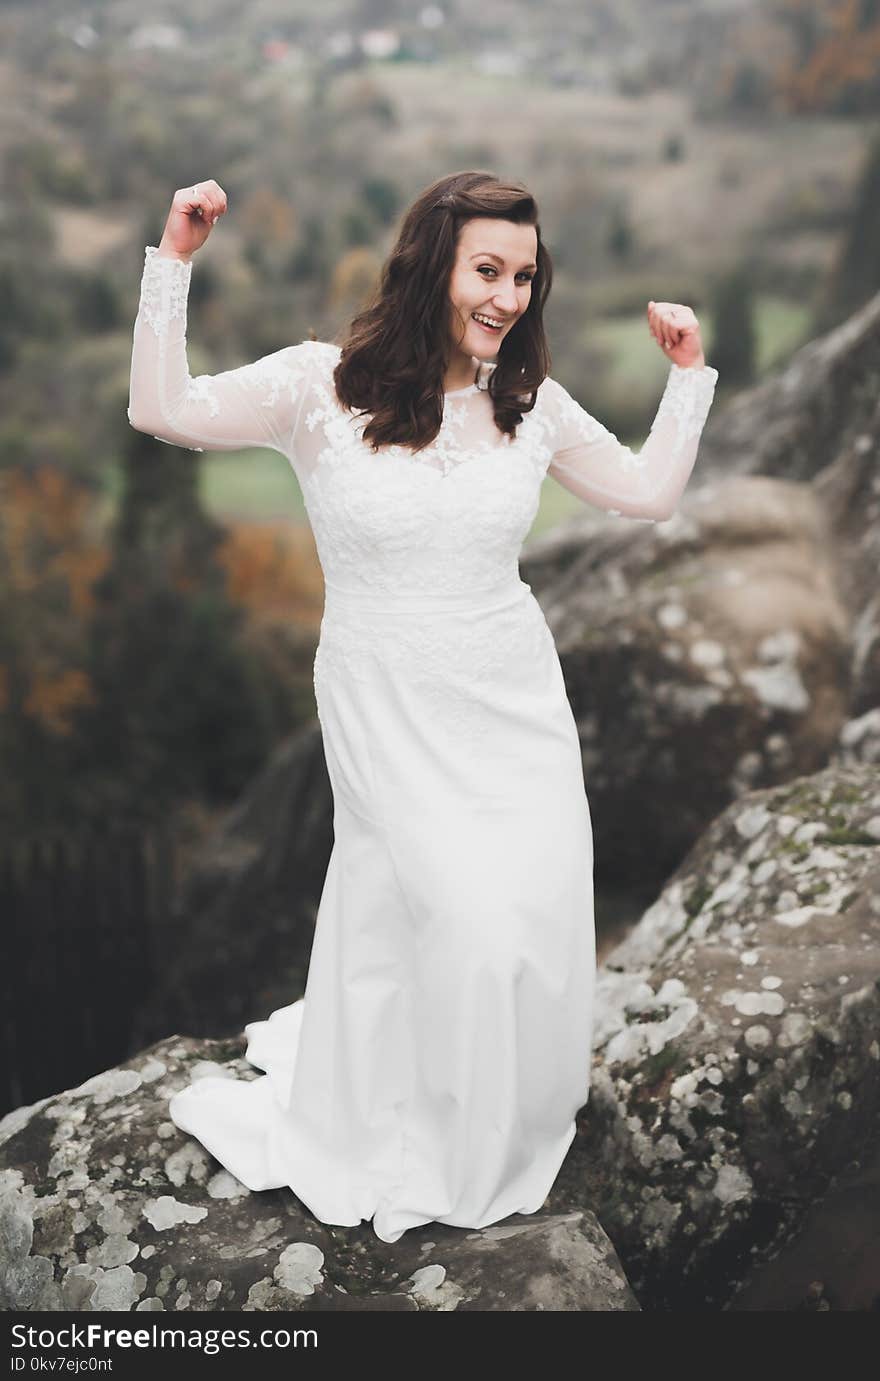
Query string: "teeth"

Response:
xmin=473 ymin=313 xmax=503 ymax=328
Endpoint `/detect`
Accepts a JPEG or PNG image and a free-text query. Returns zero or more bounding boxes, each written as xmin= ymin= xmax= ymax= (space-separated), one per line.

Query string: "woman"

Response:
xmin=128 ymin=169 xmax=719 ymax=1244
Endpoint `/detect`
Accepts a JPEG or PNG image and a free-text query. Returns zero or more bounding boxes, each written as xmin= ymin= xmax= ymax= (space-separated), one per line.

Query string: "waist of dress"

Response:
xmin=322 ymin=575 xmax=532 ymax=617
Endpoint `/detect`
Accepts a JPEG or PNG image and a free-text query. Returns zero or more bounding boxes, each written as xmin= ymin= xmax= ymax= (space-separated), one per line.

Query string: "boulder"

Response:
xmin=693 ymin=285 xmax=880 ymax=485
xmin=0 ymin=1054 xmax=637 ymax=1312
xmin=813 ymin=393 xmax=880 ymax=714
xmin=547 ymin=760 xmax=880 ymax=1310
xmin=523 ymin=475 xmax=851 ymax=886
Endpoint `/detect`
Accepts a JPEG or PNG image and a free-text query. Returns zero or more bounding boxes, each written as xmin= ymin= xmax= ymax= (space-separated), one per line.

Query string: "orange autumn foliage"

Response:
xmin=1 ymin=466 xmax=110 ymax=612
xmin=0 ymin=465 xmax=108 ymax=735
xmin=775 ymin=0 xmax=880 ymax=111
xmin=23 ymin=667 xmax=96 ymax=734
xmin=215 ymin=519 xmax=325 ymax=628
xmin=0 ymin=467 xmax=325 ymax=737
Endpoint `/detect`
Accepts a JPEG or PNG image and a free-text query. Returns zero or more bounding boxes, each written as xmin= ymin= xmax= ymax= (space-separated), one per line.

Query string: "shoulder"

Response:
xmin=296 ymin=337 xmax=342 ymax=361
xmin=532 ymin=373 xmax=591 ymax=423
xmin=279 ymin=338 xmax=342 ymax=372
xmin=534 ymin=374 xmax=571 ymax=406
xmin=511 ymin=374 xmax=571 ymax=428
xmin=522 ymin=374 xmax=607 ymax=449
xmin=258 ymin=339 xmax=341 ymax=398
xmin=500 ymin=372 xmax=569 ymax=408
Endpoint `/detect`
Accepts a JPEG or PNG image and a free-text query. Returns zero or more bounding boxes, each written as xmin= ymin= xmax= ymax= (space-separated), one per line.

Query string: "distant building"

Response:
xmin=360 ymin=29 xmax=401 ymax=60
xmin=128 ymin=24 xmax=184 ymax=52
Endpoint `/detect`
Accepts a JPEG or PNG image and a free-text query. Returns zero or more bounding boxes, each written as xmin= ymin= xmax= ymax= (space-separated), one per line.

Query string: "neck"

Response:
xmin=443 ymin=358 xmax=482 ymax=393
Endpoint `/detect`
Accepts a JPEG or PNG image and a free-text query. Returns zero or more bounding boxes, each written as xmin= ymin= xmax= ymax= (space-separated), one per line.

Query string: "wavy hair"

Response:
xmin=333 ymin=170 xmax=554 ymax=453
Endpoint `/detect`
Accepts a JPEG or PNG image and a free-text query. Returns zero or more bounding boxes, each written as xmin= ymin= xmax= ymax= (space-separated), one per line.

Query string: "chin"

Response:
xmin=468 ymin=329 xmax=505 ymax=356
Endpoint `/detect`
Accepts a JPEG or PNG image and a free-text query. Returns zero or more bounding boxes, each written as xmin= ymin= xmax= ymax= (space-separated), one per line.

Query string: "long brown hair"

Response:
xmin=333 ymin=170 xmax=554 ymax=454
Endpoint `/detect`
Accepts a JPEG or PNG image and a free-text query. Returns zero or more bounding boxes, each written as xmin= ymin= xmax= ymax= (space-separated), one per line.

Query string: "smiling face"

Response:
xmin=445 ymin=216 xmax=538 ymax=388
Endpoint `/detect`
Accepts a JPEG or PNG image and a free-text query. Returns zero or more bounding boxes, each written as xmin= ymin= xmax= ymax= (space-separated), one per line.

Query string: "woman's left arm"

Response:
xmin=543 ymin=300 xmax=719 ymax=522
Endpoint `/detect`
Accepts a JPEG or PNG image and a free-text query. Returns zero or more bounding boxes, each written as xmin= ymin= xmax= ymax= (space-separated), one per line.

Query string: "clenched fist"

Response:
xmin=647 ymin=300 xmax=706 ymax=369
xmin=156 ymin=180 xmax=229 ymax=262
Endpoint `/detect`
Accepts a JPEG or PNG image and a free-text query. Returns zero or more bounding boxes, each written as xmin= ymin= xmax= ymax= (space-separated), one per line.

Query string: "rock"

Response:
xmin=523 ymin=475 xmax=851 ymax=886
xmin=693 ymin=285 xmax=880 ymax=485
xmin=813 ymin=393 xmax=880 ymax=714
xmin=521 ymin=284 xmax=880 ymax=883
xmin=0 ymin=1049 xmax=637 ymax=1312
xmin=551 ymin=760 xmax=880 ymax=1310
xmin=724 ymin=1136 xmax=880 ymax=1310
xmin=834 ymin=707 xmax=880 ymax=767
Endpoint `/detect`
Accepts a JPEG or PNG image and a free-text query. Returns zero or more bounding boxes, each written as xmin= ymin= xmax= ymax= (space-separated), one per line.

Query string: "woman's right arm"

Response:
xmin=127 ymin=182 xmax=311 ymax=456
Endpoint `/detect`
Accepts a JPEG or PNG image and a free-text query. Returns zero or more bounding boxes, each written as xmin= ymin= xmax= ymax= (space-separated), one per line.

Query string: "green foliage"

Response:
xmin=607 ymin=200 xmax=636 ymax=262
xmin=79 ymin=572 xmax=276 ymax=812
xmin=71 ymin=433 xmax=277 ymax=825
xmin=813 ymin=131 xmax=880 ymax=333
xmin=284 ymin=213 xmax=332 ymax=285
xmin=706 ymin=265 xmax=758 ymax=386
xmin=342 ymin=207 xmax=373 ymax=247
xmin=69 ymin=270 xmax=125 ymax=332
xmin=5 ymin=138 xmax=98 ymax=204
xmin=729 ymin=61 xmax=773 ymax=114
xmin=361 ymin=176 xmax=400 ymax=226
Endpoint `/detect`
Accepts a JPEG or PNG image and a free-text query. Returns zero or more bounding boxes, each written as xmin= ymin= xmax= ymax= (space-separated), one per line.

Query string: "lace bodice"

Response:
xmin=128 ymin=245 xmax=719 ymax=596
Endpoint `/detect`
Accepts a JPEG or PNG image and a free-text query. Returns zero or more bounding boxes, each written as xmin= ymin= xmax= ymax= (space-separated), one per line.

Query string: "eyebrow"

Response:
xmin=469 ymin=251 xmax=537 ymax=271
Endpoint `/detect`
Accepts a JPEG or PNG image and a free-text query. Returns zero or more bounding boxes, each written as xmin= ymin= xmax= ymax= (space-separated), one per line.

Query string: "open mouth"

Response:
xmin=472 ymin=312 xmax=505 ymax=334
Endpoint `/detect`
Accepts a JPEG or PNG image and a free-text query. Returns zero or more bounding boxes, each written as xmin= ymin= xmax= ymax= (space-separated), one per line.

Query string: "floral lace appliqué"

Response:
xmin=313 ymin=588 xmax=554 ymax=753
xmin=140 ymin=244 xmax=192 ymax=337
xmin=652 ymin=363 xmax=719 ymax=450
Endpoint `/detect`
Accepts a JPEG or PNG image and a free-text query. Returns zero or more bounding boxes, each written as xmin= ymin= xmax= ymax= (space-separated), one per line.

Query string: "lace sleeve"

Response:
xmin=542 ymin=362 xmax=719 ymax=522
xmin=127 ymin=245 xmax=317 ymax=475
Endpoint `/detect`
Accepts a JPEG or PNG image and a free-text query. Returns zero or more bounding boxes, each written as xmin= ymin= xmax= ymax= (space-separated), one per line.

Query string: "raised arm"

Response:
xmin=127 ymin=245 xmax=311 ymax=456
xmin=541 ymin=360 xmax=719 ymax=522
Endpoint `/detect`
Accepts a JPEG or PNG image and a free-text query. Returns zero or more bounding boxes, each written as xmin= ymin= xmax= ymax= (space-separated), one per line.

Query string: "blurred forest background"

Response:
xmin=1 ymin=0 xmax=879 ymax=863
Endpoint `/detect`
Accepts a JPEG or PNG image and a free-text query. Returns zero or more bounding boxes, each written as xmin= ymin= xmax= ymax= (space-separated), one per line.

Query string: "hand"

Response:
xmin=647 ymin=300 xmax=705 ymax=368
xmin=156 ymin=179 xmax=228 ymax=261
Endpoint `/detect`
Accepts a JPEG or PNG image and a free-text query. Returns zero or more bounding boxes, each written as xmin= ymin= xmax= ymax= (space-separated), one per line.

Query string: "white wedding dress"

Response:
xmin=128 ymin=245 xmax=719 ymax=1243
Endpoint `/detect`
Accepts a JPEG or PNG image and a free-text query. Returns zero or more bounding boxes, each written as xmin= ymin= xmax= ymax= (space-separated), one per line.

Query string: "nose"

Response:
xmin=492 ymin=285 xmax=519 ymax=316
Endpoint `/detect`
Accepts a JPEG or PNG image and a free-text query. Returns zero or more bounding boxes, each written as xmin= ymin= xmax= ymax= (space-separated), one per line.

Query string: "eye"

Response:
xmin=477 ymin=266 xmax=534 ymax=282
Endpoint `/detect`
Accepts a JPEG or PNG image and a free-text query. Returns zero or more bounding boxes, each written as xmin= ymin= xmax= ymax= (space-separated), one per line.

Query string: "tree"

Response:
xmin=773 ymin=0 xmax=880 ymax=114
xmin=73 ymin=429 xmax=275 ymax=825
xmin=707 ymin=266 xmax=758 ymax=386
xmin=813 ymin=130 xmax=880 ymax=331
xmin=607 ymin=200 xmax=636 ymax=262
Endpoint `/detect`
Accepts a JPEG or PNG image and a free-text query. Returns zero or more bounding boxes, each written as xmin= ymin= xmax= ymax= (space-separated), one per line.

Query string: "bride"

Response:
xmin=128 ymin=169 xmax=718 ymax=1244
